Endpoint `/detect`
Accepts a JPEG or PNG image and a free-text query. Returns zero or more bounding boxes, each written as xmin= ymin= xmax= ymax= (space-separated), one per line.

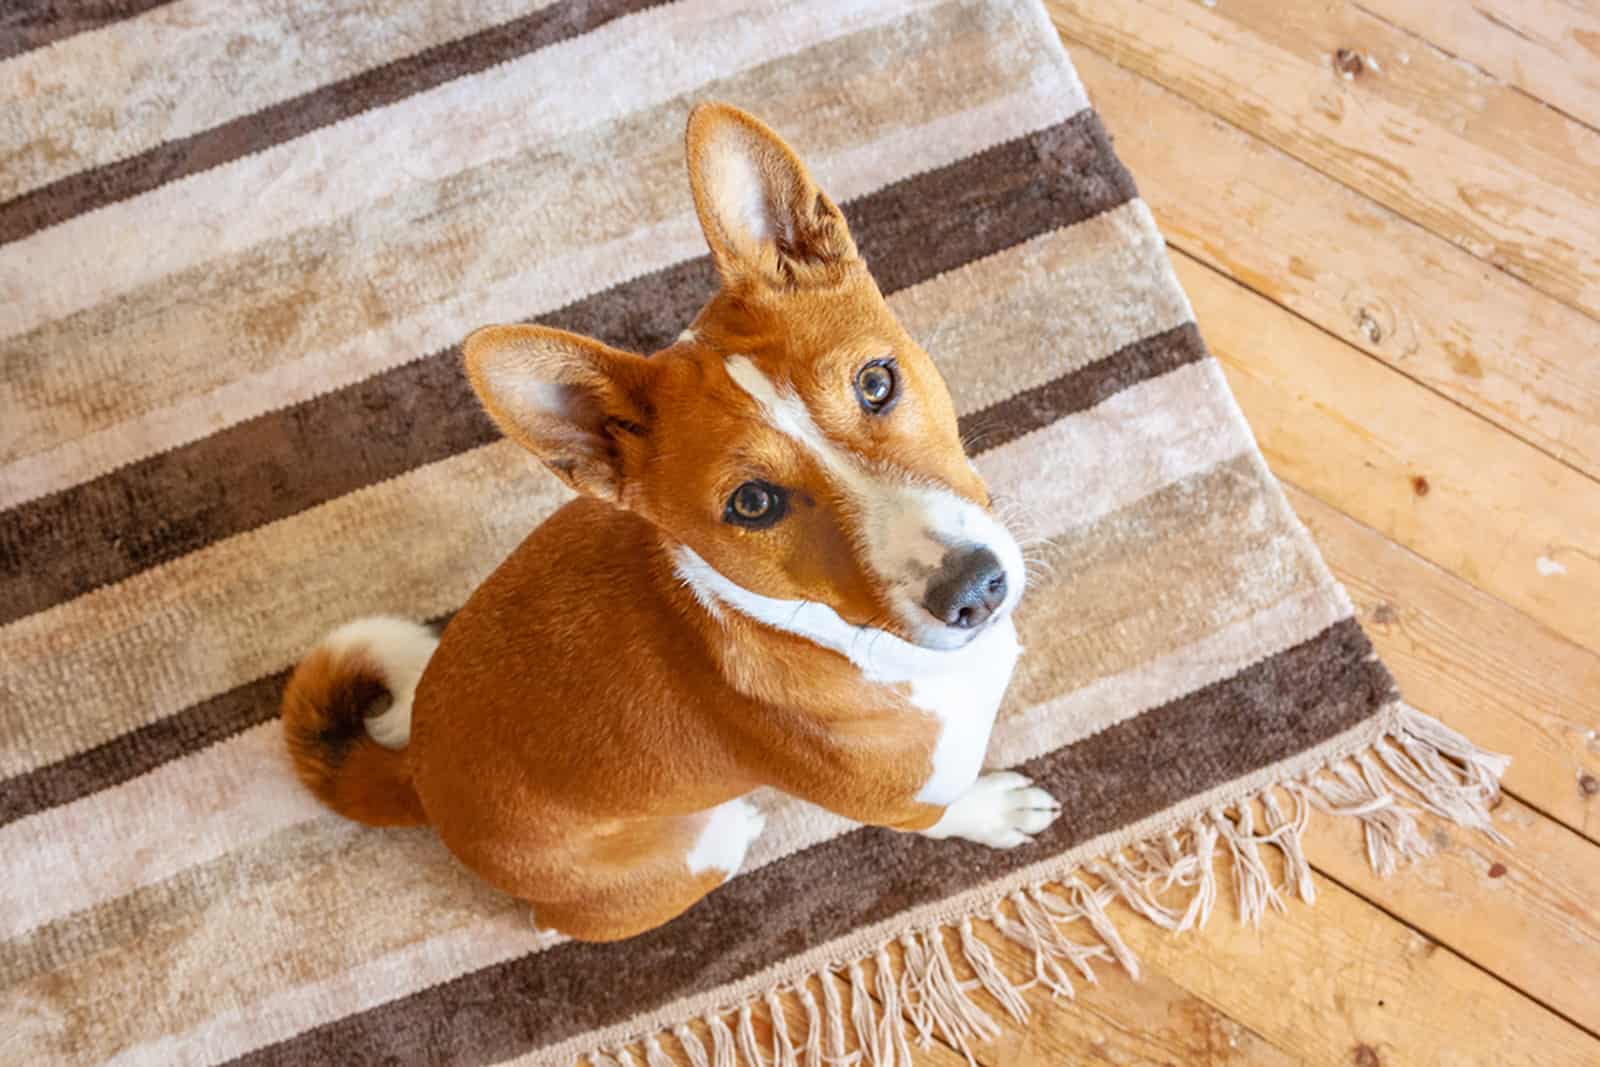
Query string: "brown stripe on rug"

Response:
xmin=0 ymin=321 xmax=1200 ymax=828
xmin=0 ymin=0 xmax=175 ymax=62
xmin=962 ymin=322 xmax=1204 ymax=454
xmin=0 ymin=112 xmax=1135 ymax=627
xmin=223 ymin=619 xmax=1387 ymax=1067
xmin=0 ymin=0 xmax=671 ymax=246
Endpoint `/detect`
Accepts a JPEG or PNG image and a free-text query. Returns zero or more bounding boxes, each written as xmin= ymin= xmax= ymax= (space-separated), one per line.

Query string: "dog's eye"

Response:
xmin=725 ymin=481 xmax=787 ymax=528
xmin=855 ymin=360 xmax=898 ymax=413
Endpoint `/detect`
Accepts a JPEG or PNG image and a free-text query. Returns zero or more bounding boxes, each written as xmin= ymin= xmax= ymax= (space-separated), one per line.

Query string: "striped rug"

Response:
xmin=0 ymin=2 xmax=1509 ymax=1064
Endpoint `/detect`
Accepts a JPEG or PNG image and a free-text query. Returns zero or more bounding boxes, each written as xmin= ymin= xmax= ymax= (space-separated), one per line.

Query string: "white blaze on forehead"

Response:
xmin=724 ymin=355 xmax=863 ymax=488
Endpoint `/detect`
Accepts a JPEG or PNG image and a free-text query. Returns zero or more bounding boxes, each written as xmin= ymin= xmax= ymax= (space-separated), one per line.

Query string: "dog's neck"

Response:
xmin=670 ymin=543 xmax=1015 ymax=686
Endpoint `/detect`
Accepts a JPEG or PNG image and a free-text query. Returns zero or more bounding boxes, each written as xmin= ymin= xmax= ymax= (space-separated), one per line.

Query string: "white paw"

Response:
xmin=922 ymin=771 xmax=1060 ymax=849
xmin=686 ymin=798 xmax=766 ymax=880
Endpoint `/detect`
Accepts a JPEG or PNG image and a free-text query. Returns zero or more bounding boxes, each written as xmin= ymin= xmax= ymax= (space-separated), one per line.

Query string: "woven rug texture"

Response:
xmin=0 ymin=1 xmax=1508 ymax=1064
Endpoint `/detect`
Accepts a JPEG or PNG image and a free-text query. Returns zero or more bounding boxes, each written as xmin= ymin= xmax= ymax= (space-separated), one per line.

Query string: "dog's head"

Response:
xmin=465 ymin=103 xmax=1024 ymax=655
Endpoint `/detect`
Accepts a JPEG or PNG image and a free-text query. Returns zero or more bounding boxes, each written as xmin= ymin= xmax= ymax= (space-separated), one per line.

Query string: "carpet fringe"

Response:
xmin=583 ymin=702 xmax=1507 ymax=1066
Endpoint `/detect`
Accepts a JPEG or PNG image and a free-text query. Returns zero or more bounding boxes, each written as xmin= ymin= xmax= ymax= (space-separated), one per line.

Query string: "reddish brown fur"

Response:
xmin=282 ymin=103 xmax=997 ymax=941
xmin=281 ymin=648 xmax=427 ymax=827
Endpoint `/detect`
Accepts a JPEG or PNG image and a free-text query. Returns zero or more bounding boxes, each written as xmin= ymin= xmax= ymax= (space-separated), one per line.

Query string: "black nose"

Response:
xmin=923 ymin=547 xmax=1008 ymax=630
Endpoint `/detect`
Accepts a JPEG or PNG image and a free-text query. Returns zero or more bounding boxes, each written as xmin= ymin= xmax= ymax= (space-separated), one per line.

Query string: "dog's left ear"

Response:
xmin=463 ymin=324 xmax=656 ymax=504
xmin=686 ymin=102 xmax=858 ymax=287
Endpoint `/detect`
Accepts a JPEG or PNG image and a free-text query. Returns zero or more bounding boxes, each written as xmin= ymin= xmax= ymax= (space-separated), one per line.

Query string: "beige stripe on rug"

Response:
xmin=0 ymin=1 xmax=1508 ymax=1065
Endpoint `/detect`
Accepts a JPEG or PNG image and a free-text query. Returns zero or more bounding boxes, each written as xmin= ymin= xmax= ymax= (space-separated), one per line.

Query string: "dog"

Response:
xmin=281 ymin=102 xmax=1060 ymax=942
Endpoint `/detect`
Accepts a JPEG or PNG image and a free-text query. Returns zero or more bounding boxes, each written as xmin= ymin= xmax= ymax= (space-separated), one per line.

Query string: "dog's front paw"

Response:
xmin=922 ymin=771 xmax=1061 ymax=848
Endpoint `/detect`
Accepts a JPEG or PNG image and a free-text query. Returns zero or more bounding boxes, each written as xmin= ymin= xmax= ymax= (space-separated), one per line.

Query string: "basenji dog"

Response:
xmin=281 ymin=102 xmax=1059 ymax=942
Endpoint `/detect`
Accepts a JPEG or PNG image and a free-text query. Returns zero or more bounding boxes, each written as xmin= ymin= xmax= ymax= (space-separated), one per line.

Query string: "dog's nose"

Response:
xmin=923 ymin=547 xmax=1008 ymax=630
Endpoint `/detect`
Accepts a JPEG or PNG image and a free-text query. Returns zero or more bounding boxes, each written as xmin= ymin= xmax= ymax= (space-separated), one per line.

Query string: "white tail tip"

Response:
xmin=321 ymin=616 xmax=439 ymax=749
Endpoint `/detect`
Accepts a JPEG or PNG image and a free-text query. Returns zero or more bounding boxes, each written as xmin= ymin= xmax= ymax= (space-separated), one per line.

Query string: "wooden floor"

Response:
xmin=652 ymin=3 xmax=1600 ymax=1064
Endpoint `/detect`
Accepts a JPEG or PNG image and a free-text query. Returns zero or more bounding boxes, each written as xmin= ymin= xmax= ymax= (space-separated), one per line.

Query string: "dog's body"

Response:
xmin=282 ymin=103 xmax=1058 ymax=942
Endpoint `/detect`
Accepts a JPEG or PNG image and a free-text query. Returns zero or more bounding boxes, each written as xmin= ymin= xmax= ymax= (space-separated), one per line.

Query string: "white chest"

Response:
xmin=672 ymin=544 xmax=1024 ymax=805
xmin=909 ymin=617 xmax=1022 ymax=805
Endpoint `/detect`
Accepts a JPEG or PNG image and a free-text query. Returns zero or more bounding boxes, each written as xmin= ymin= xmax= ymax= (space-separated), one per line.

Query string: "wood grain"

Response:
xmin=1171 ymin=251 xmax=1600 ymax=656
xmin=980 ymin=960 xmax=1296 ymax=1066
xmin=1226 ymin=0 xmax=1600 ymax=215
xmin=1354 ymin=0 xmax=1600 ymax=133
xmin=1071 ymin=46 xmax=1600 ymax=481
xmin=1287 ymin=485 xmax=1600 ymax=840
xmin=915 ymin=863 xmax=1600 ymax=1062
xmin=870 ymin=922 xmax=1301 ymax=1066
xmin=1047 ymin=0 xmax=1600 ymax=321
xmin=1312 ymin=790 xmax=1600 ymax=1033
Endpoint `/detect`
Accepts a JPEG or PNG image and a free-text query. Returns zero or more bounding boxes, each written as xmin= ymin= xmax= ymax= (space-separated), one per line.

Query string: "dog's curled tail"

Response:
xmin=281 ymin=616 xmax=438 ymax=827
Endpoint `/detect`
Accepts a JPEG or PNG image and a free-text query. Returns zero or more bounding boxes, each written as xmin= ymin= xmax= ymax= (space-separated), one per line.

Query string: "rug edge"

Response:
xmin=557 ymin=700 xmax=1509 ymax=1067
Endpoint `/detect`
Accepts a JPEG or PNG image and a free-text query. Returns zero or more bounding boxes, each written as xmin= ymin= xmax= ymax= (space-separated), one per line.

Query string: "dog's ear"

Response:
xmin=463 ymin=325 xmax=656 ymax=503
xmin=686 ymin=102 xmax=858 ymax=287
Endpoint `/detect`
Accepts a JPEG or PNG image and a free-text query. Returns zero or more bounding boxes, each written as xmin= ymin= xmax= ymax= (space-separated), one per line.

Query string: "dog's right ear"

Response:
xmin=463 ymin=325 xmax=657 ymax=503
xmin=686 ymin=101 xmax=858 ymax=288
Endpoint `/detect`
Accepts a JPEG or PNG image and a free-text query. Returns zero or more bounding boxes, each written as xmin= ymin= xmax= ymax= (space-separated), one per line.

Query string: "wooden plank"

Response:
xmin=1065 ymin=26 xmax=1600 ymax=1031
xmin=871 ymin=925 xmax=1299 ymax=1066
xmin=1356 ymin=0 xmax=1600 ymax=133
xmin=1286 ymin=485 xmax=1600 ymax=839
xmin=1069 ymin=46 xmax=1600 ymax=481
xmin=1046 ymin=0 xmax=1600 ymax=321
xmin=969 ymin=868 xmax=1600 ymax=1066
xmin=1311 ymin=788 xmax=1600 ymax=1033
xmin=1164 ymin=250 xmax=1600 ymax=657
xmin=1216 ymin=0 xmax=1600 ymax=213
xmin=1077 ymin=20 xmax=1600 ymax=791
xmin=974 ymin=948 xmax=1297 ymax=1065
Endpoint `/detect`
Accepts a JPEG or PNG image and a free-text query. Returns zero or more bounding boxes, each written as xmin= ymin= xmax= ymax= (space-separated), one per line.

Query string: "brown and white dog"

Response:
xmin=281 ymin=103 xmax=1059 ymax=942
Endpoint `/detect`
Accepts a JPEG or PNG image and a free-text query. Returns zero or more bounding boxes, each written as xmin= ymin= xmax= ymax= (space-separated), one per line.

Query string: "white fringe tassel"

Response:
xmin=674 ymin=1025 xmax=712 ymax=1067
xmin=586 ymin=704 xmax=1505 ymax=1066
